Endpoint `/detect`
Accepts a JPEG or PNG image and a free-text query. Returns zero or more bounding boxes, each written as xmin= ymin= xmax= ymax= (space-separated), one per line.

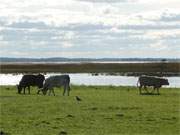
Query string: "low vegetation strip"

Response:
xmin=1 ymin=62 xmax=180 ymax=76
xmin=0 ymin=85 xmax=179 ymax=135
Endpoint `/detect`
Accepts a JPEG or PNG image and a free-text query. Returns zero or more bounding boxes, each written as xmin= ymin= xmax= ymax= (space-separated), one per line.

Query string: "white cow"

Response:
xmin=38 ymin=75 xmax=70 ymax=96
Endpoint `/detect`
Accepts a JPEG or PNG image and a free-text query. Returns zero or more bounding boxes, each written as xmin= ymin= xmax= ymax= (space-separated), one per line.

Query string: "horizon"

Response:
xmin=1 ymin=57 xmax=179 ymax=60
xmin=0 ymin=0 xmax=180 ymax=58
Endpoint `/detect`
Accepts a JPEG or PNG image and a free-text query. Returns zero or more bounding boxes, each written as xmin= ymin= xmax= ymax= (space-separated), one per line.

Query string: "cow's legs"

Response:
xmin=139 ymin=85 xmax=142 ymax=94
xmin=28 ymin=86 xmax=30 ymax=94
xmin=63 ymin=85 xmax=66 ymax=96
xmin=157 ymin=87 xmax=160 ymax=95
xmin=37 ymin=88 xmax=44 ymax=95
xmin=144 ymin=86 xmax=149 ymax=93
xmin=63 ymin=84 xmax=70 ymax=96
xmin=153 ymin=86 xmax=156 ymax=94
xmin=37 ymin=89 xmax=41 ymax=94
xmin=52 ymin=89 xmax=55 ymax=96
xmin=154 ymin=86 xmax=159 ymax=93
xmin=65 ymin=85 xmax=70 ymax=96
xmin=48 ymin=89 xmax=51 ymax=95
xmin=67 ymin=85 xmax=70 ymax=96
xmin=48 ymin=88 xmax=55 ymax=96
xmin=154 ymin=85 xmax=160 ymax=95
xmin=23 ymin=87 xmax=26 ymax=94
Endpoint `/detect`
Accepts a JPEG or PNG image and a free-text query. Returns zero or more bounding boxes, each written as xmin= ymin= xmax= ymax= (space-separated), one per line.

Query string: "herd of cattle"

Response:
xmin=17 ymin=74 xmax=169 ymax=96
xmin=17 ymin=74 xmax=70 ymax=96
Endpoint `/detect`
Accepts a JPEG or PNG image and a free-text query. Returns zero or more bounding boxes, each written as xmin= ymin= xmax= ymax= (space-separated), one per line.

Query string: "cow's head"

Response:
xmin=41 ymin=88 xmax=47 ymax=95
xmin=37 ymin=74 xmax=45 ymax=88
xmin=17 ymin=85 xmax=22 ymax=94
xmin=37 ymin=74 xmax=45 ymax=81
xmin=37 ymin=83 xmax=44 ymax=89
xmin=162 ymin=79 xmax=169 ymax=85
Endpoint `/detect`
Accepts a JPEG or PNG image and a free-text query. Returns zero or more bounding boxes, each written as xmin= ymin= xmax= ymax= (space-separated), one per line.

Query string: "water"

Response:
xmin=0 ymin=73 xmax=179 ymax=88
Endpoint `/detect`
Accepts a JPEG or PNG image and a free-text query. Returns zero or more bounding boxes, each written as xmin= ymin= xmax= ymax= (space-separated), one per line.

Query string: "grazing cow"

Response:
xmin=38 ymin=75 xmax=70 ymax=96
xmin=137 ymin=75 xmax=169 ymax=94
xmin=17 ymin=74 xmax=45 ymax=94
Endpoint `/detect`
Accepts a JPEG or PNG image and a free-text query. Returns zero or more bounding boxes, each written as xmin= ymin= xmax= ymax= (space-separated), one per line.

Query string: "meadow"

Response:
xmin=0 ymin=85 xmax=179 ymax=135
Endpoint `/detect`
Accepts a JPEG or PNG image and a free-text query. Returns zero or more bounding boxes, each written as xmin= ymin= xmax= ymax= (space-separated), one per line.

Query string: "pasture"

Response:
xmin=0 ymin=85 xmax=180 ymax=135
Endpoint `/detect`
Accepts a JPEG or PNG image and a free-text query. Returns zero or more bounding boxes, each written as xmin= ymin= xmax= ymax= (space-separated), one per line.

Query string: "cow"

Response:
xmin=17 ymin=74 xmax=45 ymax=94
xmin=38 ymin=75 xmax=71 ymax=96
xmin=137 ymin=75 xmax=169 ymax=95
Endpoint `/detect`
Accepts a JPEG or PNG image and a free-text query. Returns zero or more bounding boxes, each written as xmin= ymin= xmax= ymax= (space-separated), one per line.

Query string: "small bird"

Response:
xmin=59 ymin=131 xmax=67 ymax=135
xmin=0 ymin=131 xmax=5 ymax=135
xmin=75 ymin=96 xmax=82 ymax=101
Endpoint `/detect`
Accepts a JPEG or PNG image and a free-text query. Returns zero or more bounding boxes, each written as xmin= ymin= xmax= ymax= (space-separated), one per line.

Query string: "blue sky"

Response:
xmin=0 ymin=0 xmax=180 ymax=58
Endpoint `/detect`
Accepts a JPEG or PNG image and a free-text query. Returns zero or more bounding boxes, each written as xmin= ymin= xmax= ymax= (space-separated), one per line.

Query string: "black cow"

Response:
xmin=137 ymin=75 xmax=169 ymax=95
xmin=17 ymin=74 xmax=45 ymax=94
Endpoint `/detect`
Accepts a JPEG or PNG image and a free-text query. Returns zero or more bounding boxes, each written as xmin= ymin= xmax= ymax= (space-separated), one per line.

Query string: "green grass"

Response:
xmin=0 ymin=85 xmax=180 ymax=135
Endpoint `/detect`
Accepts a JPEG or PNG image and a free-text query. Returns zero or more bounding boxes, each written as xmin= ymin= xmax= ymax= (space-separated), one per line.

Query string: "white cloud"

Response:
xmin=0 ymin=35 xmax=3 ymax=40
xmin=0 ymin=0 xmax=180 ymax=58
xmin=62 ymin=42 xmax=74 ymax=48
xmin=149 ymin=41 xmax=168 ymax=51
xmin=76 ymin=0 xmax=136 ymax=3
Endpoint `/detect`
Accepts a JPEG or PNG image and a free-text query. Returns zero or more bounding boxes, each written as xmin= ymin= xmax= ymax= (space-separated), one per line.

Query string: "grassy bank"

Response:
xmin=1 ymin=62 xmax=180 ymax=76
xmin=0 ymin=85 xmax=180 ymax=135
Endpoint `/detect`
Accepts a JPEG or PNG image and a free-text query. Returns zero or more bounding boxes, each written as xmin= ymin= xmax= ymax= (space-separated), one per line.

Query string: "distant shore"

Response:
xmin=0 ymin=62 xmax=180 ymax=76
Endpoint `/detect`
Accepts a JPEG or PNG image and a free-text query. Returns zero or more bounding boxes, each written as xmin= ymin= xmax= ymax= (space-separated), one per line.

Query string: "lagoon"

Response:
xmin=0 ymin=73 xmax=180 ymax=88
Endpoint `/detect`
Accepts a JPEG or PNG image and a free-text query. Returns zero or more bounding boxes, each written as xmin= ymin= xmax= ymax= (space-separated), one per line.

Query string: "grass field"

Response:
xmin=0 ymin=85 xmax=180 ymax=135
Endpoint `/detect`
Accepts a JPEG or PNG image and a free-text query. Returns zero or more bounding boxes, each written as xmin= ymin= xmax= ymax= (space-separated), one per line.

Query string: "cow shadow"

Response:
xmin=0 ymin=96 xmax=19 ymax=99
xmin=140 ymin=93 xmax=160 ymax=96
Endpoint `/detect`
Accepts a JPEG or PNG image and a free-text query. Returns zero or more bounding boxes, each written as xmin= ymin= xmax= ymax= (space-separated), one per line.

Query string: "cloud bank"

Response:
xmin=0 ymin=0 xmax=180 ymax=58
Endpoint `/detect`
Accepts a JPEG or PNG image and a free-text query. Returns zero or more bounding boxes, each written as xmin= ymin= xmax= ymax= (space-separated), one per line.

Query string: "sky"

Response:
xmin=0 ymin=0 xmax=180 ymax=58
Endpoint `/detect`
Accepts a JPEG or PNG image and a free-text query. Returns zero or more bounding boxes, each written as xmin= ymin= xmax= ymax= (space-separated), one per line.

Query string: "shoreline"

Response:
xmin=1 ymin=85 xmax=179 ymax=89
xmin=1 ymin=62 xmax=180 ymax=76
